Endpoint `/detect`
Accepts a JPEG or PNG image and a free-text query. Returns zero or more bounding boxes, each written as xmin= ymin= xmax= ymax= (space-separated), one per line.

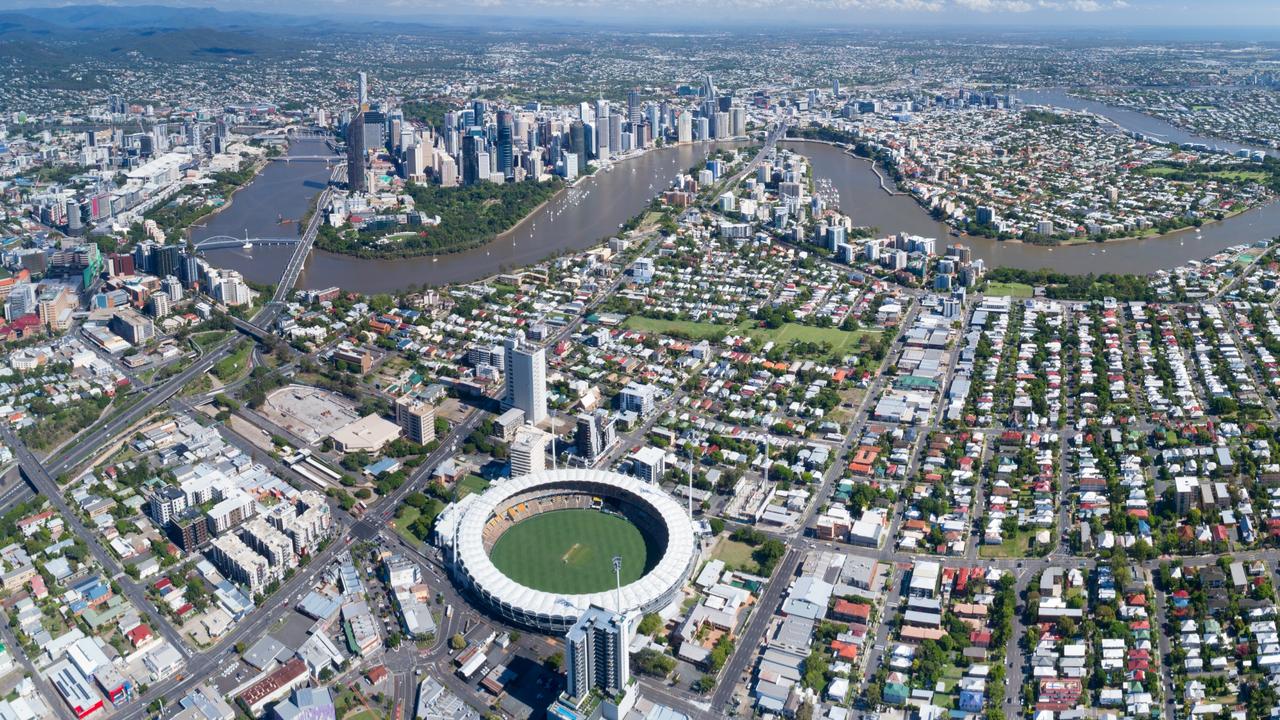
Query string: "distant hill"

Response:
xmin=0 ymin=5 xmax=329 ymax=62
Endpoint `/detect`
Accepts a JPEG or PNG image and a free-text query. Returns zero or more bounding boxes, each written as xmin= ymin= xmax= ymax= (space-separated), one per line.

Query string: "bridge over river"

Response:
xmin=193 ymin=235 xmax=300 ymax=251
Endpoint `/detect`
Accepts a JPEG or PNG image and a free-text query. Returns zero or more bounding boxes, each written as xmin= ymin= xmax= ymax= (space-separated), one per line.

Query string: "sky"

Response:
xmin=2 ymin=0 xmax=1278 ymax=29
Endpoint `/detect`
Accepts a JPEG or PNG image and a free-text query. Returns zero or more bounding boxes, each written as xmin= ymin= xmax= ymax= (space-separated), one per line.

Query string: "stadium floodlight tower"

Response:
xmin=687 ymin=470 xmax=693 ymax=519
xmin=613 ymin=556 xmax=623 ymax=613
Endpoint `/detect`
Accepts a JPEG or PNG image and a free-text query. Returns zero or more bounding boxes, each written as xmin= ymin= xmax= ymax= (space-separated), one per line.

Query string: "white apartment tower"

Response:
xmin=503 ymin=331 xmax=547 ymax=424
xmin=565 ymin=606 xmax=631 ymax=702
xmin=510 ymin=425 xmax=551 ymax=478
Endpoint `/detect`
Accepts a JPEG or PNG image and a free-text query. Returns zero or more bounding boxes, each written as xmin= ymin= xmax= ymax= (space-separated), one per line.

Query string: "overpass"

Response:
xmin=230 ymin=315 xmax=274 ymax=342
xmin=193 ymin=235 xmax=301 ymax=251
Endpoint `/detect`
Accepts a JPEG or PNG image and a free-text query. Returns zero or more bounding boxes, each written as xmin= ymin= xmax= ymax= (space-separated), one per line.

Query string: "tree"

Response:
xmin=693 ymin=675 xmax=716 ymax=693
xmin=638 ymin=613 xmax=663 ymax=636
xmin=449 ymin=634 xmax=465 ymax=650
xmin=632 ymin=648 xmax=676 ymax=677
xmin=544 ymin=652 xmax=564 ymax=672
xmin=802 ymin=648 xmax=828 ymax=690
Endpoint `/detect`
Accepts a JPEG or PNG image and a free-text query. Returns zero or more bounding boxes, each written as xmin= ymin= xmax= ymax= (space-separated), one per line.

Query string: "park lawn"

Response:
xmin=212 ymin=341 xmax=253 ymax=382
xmin=622 ymin=315 xmax=734 ymax=341
xmin=393 ymin=506 xmax=424 ymax=546
xmin=709 ymin=537 xmax=757 ymax=571
xmin=623 ymin=315 xmax=880 ymax=357
xmin=488 ymin=509 xmax=657 ymax=594
xmin=346 ymin=711 xmax=379 ymax=720
xmin=334 ymin=687 xmax=367 ymax=718
xmin=191 ymin=330 xmax=230 ymax=351
xmin=457 ymin=474 xmax=490 ymax=498
xmin=984 ymin=281 xmax=1034 ymax=298
xmin=750 ymin=322 xmax=880 ymax=355
xmin=1208 ymin=169 xmax=1270 ymax=183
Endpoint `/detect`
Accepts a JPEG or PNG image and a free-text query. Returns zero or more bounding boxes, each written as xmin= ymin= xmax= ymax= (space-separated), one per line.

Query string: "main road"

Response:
xmin=108 ymin=386 xmax=487 ymax=720
xmin=0 ymin=423 xmax=193 ymax=662
xmin=37 ymin=162 xmax=340 ymax=482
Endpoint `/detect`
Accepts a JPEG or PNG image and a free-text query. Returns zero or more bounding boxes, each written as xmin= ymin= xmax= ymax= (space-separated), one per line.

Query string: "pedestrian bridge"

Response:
xmin=268 ymin=155 xmax=342 ymax=162
xmin=194 ymin=235 xmax=301 ymax=250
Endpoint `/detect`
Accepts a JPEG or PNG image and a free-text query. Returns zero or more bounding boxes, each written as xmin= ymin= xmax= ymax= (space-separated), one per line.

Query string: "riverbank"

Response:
xmin=199 ymin=139 xmax=747 ymax=292
xmin=784 ymin=138 xmax=1280 ymax=275
xmin=784 ymin=138 xmax=904 ymax=196
xmin=185 ymin=156 xmax=272 ymax=242
xmin=314 ymin=178 xmax=562 ymax=261
xmin=785 ymin=134 xmax=1275 ymax=250
xmin=969 ymin=199 xmax=1264 ymax=248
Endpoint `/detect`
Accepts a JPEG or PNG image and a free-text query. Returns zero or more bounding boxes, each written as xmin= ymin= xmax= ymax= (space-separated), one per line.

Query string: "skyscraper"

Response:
xmin=461 ymin=134 xmax=481 ymax=186
xmin=346 ymin=117 xmax=366 ymax=192
xmin=677 ymin=111 xmax=692 ymax=144
xmin=627 ymin=90 xmax=641 ymax=125
xmin=565 ymin=606 xmax=630 ymax=703
xmin=503 ymin=332 xmax=547 ymax=424
xmin=357 ymin=72 xmax=368 ymax=108
xmin=152 ymin=244 xmax=181 ymax=279
xmin=569 ymin=121 xmax=587 ymax=175
xmin=496 ymin=109 xmax=514 ymax=180
xmin=575 ymin=411 xmax=617 ymax=465
xmin=362 ymin=110 xmax=385 ymax=153
xmin=609 ymin=114 xmax=622 ymax=156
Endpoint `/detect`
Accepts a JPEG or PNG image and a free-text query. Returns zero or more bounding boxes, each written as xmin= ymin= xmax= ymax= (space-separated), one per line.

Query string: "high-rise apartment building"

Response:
xmin=565 ymin=606 xmax=631 ymax=702
xmin=677 ymin=111 xmax=693 ymax=144
xmin=503 ymin=332 xmax=547 ymax=423
xmin=346 ymin=117 xmax=366 ymax=192
xmin=575 ymin=411 xmax=617 ymax=465
xmin=510 ymin=425 xmax=551 ymax=478
xmin=395 ymin=396 xmax=436 ymax=445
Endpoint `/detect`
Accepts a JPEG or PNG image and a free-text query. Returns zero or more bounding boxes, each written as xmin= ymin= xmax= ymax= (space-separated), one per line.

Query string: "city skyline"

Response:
xmin=1 ymin=7 xmax=1280 ymax=720
xmin=0 ymin=0 xmax=1276 ymax=29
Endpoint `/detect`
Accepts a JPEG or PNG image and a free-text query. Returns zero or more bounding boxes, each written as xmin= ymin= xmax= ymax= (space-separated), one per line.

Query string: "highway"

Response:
xmin=37 ymin=160 xmax=341 ymax=482
xmin=0 ymin=150 xmax=346 ymax=719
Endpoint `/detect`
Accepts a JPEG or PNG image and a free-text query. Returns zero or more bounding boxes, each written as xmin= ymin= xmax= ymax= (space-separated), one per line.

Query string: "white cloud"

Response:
xmin=955 ymin=0 xmax=1034 ymax=10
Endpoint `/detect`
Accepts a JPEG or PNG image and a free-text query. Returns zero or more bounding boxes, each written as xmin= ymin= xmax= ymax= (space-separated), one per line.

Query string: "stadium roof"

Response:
xmin=454 ymin=468 xmax=697 ymax=625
